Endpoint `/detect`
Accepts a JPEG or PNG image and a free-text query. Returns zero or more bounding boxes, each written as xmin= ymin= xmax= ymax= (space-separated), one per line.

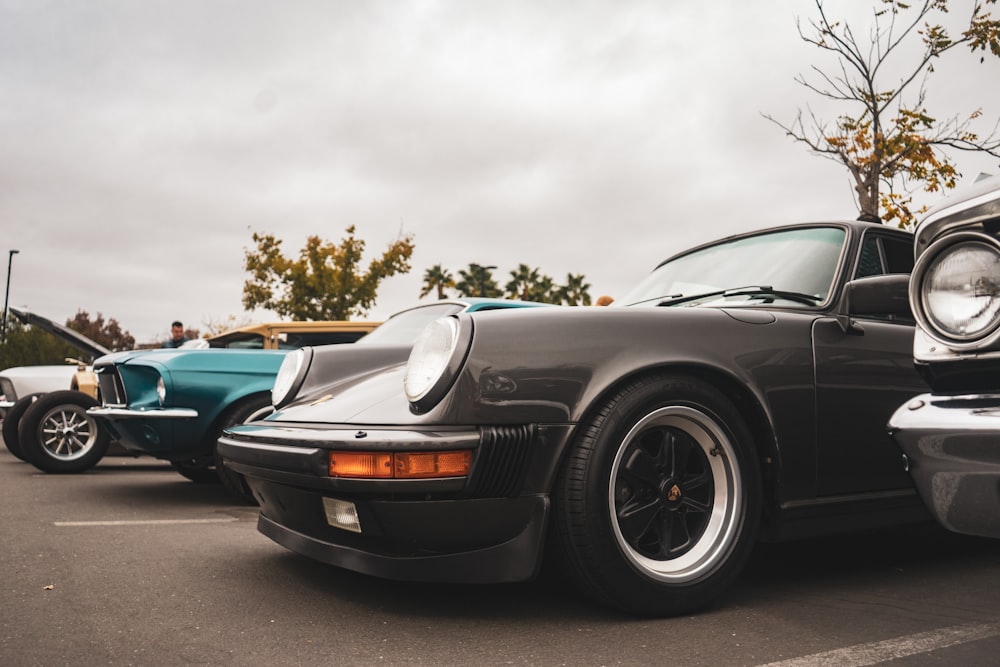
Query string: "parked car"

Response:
xmin=0 ymin=307 xmax=113 ymax=463
xmin=89 ymin=301 xmax=543 ymax=500
xmin=85 ymin=319 xmax=379 ymax=495
xmin=218 ymin=221 xmax=927 ymax=616
xmin=888 ymin=174 xmax=1000 ymax=539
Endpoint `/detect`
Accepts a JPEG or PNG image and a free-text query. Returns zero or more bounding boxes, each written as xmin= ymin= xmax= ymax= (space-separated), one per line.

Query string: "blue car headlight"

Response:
xmin=404 ymin=316 xmax=471 ymax=414
xmin=272 ymin=348 xmax=313 ymax=408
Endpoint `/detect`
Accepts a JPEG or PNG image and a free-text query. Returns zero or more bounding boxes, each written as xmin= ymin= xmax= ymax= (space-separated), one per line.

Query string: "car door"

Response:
xmin=812 ymin=230 xmax=926 ymax=496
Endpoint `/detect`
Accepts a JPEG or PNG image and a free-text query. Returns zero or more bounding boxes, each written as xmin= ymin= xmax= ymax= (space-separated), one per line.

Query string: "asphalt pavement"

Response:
xmin=2 ymin=444 xmax=1000 ymax=666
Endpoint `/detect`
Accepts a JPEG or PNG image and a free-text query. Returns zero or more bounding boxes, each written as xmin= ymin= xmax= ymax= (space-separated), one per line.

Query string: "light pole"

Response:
xmin=2 ymin=249 xmax=19 ymax=343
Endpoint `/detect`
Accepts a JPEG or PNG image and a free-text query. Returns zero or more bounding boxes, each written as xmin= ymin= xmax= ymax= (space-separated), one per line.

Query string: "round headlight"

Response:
xmin=156 ymin=377 xmax=166 ymax=406
xmin=272 ymin=348 xmax=312 ymax=408
xmin=919 ymin=239 xmax=1000 ymax=342
xmin=404 ymin=316 xmax=465 ymax=412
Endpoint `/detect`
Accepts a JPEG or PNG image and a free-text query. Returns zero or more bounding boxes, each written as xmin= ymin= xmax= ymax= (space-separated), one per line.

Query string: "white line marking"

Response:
xmin=54 ymin=518 xmax=240 ymax=526
xmin=758 ymin=621 xmax=1000 ymax=667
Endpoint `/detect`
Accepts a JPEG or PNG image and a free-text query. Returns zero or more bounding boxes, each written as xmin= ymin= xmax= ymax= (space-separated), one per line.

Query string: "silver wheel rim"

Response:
xmin=38 ymin=404 xmax=100 ymax=461
xmin=608 ymin=405 xmax=742 ymax=583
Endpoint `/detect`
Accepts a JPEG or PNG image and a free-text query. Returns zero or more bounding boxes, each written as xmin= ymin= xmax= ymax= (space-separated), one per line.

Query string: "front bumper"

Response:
xmin=889 ymin=393 xmax=1000 ymax=538
xmin=87 ymin=406 xmax=200 ymax=457
xmin=218 ymin=422 xmax=568 ymax=583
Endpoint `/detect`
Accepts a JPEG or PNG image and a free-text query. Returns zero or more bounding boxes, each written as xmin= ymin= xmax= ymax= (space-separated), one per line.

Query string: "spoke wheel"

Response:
xmin=19 ymin=390 xmax=110 ymax=473
xmin=610 ymin=405 xmax=742 ymax=583
xmin=551 ymin=374 xmax=761 ymax=616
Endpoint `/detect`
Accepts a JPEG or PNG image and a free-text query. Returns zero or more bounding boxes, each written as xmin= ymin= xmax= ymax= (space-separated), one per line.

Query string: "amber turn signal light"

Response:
xmin=329 ymin=450 xmax=471 ymax=479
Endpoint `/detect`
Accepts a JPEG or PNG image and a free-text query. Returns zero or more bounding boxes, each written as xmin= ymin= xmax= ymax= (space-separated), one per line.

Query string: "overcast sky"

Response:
xmin=3 ymin=0 xmax=999 ymax=345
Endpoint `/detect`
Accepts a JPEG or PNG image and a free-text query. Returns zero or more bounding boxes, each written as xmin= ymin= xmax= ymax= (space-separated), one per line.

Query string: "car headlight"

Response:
xmin=156 ymin=377 xmax=166 ymax=406
xmin=272 ymin=348 xmax=313 ymax=408
xmin=914 ymin=234 xmax=1000 ymax=345
xmin=404 ymin=316 xmax=471 ymax=414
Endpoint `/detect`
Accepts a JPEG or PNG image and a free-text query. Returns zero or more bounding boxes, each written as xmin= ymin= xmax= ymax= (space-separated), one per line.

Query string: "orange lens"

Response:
xmin=394 ymin=450 xmax=471 ymax=479
xmin=328 ymin=450 xmax=472 ymax=479
xmin=328 ymin=452 xmax=393 ymax=478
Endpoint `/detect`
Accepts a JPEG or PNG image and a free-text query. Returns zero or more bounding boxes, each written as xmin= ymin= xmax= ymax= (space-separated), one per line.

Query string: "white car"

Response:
xmin=0 ymin=307 xmax=111 ymax=469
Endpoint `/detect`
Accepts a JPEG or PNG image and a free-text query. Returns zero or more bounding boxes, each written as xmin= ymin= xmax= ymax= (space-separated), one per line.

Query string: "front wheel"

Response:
xmin=550 ymin=374 xmax=761 ymax=616
xmin=18 ymin=390 xmax=111 ymax=474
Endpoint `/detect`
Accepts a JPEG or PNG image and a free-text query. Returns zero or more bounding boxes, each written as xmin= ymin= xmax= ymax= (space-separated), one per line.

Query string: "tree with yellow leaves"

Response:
xmin=242 ymin=225 xmax=414 ymax=320
xmin=766 ymin=0 xmax=1000 ymax=227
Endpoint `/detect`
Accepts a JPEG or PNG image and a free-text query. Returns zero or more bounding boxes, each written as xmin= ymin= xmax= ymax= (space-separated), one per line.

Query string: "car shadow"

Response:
xmin=240 ymin=520 xmax=1000 ymax=622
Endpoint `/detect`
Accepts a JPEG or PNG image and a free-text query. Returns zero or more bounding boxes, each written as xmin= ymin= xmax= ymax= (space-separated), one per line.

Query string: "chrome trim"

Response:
xmin=87 ymin=406 xmax=198 ymax=419
xmin=218 ymin=438 xmax=320 ymax=456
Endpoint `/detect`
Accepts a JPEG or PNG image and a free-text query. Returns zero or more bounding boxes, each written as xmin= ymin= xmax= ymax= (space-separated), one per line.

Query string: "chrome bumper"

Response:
xmin=889 ymin=393 xmax=1000 ymax=538
xmin=88 ymin=406 xmax=198 ymax=420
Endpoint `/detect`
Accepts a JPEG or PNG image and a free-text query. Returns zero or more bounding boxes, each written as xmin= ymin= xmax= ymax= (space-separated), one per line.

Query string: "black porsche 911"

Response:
xmin=219 ymin=220 xmax=928 ymax=615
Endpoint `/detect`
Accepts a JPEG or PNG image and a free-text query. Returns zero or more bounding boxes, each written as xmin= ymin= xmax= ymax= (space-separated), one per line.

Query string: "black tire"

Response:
xmin=2 ymin=393 xmax=45 ymax=461
xmin=18 ymin=390 xmax=111 ymax=474
xmin=550 ymin=374 xmax=761 ymax=616
xmin=209 ymin=395 xmax=273 ymax=504
xmin=170 ymin=458 xmax=220 ymax=484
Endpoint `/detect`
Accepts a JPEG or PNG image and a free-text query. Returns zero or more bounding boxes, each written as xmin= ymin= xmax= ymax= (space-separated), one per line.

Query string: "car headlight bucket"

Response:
xmin=272 ymin=348 xmax=313 ymax=408
xmin=404 ymin=316 xmax=472 ymax=413
xmin=912 ymin=232 xmax=1000 ymax=347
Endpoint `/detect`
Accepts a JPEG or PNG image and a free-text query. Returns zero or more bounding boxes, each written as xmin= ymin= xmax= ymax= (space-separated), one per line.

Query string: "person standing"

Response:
xmin=162 ymin=321 xmax=190 ymax=348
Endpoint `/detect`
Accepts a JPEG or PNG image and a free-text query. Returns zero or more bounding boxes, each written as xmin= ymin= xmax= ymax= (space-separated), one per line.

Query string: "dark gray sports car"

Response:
xmin=219 ymin=220 xmax=928 ymax=615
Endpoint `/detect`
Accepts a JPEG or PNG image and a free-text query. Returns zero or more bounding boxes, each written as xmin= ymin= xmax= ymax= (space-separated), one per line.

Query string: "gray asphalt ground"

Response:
xmin=2 ymin=444 xmax=999 ymax=666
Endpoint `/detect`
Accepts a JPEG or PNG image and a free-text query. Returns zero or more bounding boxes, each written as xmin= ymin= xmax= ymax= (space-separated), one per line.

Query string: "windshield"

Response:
xmin=621 ymin=227 xmax=847 ymax=307
xmin=358 ymin=303 xmax=466 ymax=345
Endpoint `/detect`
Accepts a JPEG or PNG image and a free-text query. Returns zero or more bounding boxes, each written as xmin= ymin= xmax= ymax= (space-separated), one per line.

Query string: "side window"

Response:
xmin=854 ymin=233 xmax=914 ymax=279
xmin=855 ymin=236 xmax=884 ymax=278
xmin=881 ymin=236 xmax=914 ymax=274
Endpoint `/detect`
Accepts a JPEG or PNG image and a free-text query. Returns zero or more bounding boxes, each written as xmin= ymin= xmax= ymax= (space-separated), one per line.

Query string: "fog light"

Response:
xmin=322 ymin=497 xmax=361 ymax=533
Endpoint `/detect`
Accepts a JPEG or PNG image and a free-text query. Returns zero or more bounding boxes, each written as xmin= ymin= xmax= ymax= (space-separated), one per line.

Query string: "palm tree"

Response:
xmin=419 ymin=264 xmax=455 ymax=299
xmin=505 ymin=264 xmax=541 ymax=300
xmin=455 ymin=264 xmax=501 ymax=298
xmin=559 ymin=273 xmax=592 ymax=306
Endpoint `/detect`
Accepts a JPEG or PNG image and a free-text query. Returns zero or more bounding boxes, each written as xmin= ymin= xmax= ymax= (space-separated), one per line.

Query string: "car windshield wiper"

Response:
xmin=657 ymin=286 xmax=823 ymax=307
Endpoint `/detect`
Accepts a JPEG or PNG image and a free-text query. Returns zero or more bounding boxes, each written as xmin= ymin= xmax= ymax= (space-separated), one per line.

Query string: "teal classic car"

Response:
xmin=89 ymin=299 xmax=546 ymax=500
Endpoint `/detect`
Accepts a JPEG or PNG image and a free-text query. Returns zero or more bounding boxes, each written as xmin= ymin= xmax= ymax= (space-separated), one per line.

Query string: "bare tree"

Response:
xmin=765 ymin=0 xmax=1000 ymax=227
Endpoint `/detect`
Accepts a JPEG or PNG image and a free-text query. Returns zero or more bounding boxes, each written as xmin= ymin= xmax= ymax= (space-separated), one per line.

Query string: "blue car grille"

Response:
xmin=470 ymin=425 xmax=534 ymax=498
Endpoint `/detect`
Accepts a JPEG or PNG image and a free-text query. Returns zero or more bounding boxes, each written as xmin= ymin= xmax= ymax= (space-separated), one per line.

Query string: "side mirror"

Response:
xmin=837 ymin=273 xmax=912 ymax=333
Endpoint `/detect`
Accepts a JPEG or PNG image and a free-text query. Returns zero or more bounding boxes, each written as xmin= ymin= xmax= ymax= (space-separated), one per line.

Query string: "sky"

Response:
xmin=2 ymin=0 xmax=999 ymax=346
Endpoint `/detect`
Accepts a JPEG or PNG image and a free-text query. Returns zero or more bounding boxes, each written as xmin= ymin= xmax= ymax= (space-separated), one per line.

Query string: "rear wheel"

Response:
xmin=18 ymin=390 xmax=111 ymax=473
xmin=209 ymin=395 xmax=273 ymax=504
xmin=551 ymin=374 xmax=761 ymax=616
xmin=2 ymin=393 xmax=45 ymax=461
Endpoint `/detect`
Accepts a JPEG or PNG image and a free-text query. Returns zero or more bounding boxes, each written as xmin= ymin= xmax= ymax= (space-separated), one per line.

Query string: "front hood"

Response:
xmin=94 ymin=348 xmax=289 ymax=371
xmin=11 ymin=307 xmax=110 ymax=359
xmin=255 ymin=305 xmax=791 ymax=427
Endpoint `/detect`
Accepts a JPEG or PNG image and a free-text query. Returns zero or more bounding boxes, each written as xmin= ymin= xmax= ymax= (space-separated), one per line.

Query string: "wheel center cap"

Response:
xmin=659 ymin=480 xmax=684 ymax=508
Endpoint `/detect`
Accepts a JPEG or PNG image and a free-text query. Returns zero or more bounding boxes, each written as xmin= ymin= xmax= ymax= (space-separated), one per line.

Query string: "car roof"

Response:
xmin=207 ymin=320 xmax=381 ymax=340
xmin=650 ymin=220 xmax=911 ymax=271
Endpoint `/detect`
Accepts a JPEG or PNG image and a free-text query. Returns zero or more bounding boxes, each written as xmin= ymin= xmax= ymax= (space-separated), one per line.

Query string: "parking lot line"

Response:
xmin=54 ymin=518 xmax=240 ymax=526
xmin=758 ymin=621 xmax=1000 ymax=667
